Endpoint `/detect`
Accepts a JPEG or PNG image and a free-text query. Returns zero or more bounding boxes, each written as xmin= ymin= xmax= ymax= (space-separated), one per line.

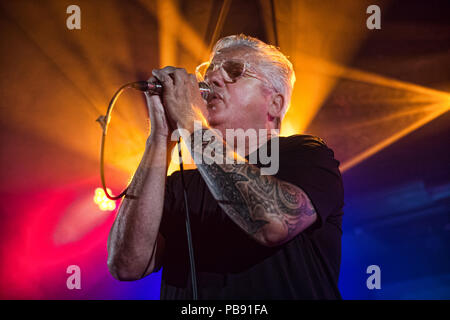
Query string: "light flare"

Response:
xmin=93 ymin=188 xmax=116 ymax=211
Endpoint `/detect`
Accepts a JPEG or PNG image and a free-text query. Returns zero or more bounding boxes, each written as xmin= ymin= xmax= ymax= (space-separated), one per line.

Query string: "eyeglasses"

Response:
xmin=195 ymin=59 xmax=264 ymax=84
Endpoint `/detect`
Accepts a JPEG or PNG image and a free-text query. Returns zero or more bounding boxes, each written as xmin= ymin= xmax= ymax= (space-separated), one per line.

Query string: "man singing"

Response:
xmin=107 ymin=34 xmax=344 ymax=299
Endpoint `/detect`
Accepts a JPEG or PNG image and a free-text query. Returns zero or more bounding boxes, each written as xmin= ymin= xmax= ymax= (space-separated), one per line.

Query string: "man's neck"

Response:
xmin=210 ymin=123 xmax=279 ymax=158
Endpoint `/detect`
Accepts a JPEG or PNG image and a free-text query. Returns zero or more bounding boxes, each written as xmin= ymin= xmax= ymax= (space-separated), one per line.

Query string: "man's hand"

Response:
xmin=152 ymin=66 xmax=207 ymax=133
xmin=145 ymin=76 xmax=174 ymax=144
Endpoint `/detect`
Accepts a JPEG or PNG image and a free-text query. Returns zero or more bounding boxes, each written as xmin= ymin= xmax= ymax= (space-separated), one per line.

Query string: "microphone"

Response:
xmin=131 ymin=80 xmax=211 ymax=100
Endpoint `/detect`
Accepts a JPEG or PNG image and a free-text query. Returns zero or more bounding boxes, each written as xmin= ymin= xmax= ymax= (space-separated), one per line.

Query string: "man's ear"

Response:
xmin=268 ymin=93 xmax=284 ymax=120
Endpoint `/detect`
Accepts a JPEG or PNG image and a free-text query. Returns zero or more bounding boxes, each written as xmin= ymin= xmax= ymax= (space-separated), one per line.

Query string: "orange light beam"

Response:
xmin=340 ymin=103 xmax=449 ymax=172
xmin=140 ymin=0 xmax=210 ymax=64
xmin=207 ymin=0 xmax=232 ymax=53
xmin=308 ymin=56 xmax=450 ymax=100
xmin=344 ymin=104 xmax=443 ymax=130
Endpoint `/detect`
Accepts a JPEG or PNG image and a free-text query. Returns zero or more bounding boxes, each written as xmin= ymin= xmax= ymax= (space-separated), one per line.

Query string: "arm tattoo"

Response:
xmin=190 ymin=129 xmax=317 ymax=243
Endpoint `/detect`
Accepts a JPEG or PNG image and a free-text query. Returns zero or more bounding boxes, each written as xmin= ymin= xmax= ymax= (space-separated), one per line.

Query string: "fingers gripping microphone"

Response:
xmin=131 ymin=80 xmax=211 ymax=100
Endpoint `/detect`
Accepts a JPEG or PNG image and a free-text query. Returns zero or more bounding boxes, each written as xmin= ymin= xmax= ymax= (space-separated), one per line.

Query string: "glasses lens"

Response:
xmin=198 ymin=60 xmax=246 ymax=82
xmin=222 ymin=60 xmax=245 ymax=81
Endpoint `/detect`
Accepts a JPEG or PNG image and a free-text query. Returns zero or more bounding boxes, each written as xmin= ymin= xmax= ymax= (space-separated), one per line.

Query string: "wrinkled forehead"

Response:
xmin=211 ymin=46 xmax=259 ymax=63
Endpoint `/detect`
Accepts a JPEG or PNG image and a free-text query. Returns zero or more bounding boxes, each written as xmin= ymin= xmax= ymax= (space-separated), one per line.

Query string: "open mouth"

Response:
xmin=207 ymin=92 xmax=223 ymax=110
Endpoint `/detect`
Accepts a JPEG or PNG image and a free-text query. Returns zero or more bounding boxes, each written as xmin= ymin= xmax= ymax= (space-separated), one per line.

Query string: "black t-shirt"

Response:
xmin=158 ymin=134 xmax=344 ymax=299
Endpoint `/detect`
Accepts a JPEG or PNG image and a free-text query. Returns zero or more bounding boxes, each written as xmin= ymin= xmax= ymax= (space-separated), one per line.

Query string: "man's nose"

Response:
xmin=206 ymin=68 xmax=225 ymax=88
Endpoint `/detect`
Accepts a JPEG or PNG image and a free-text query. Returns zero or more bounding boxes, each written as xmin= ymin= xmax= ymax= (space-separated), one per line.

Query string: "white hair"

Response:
xmin=211 ymin=34 xmax=296 ymax=121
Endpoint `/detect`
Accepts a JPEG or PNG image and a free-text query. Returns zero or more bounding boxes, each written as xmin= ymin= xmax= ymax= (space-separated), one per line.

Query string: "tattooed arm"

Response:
xmin=188 ymin=128 xmax=317 ymax=247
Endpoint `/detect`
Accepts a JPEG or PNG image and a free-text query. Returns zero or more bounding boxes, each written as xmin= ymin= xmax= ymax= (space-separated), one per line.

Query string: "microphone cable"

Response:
xmin=177 ymin=139 xmax=198 ymax=300
xmin=97 ymin=81 xmax=199 ymax=299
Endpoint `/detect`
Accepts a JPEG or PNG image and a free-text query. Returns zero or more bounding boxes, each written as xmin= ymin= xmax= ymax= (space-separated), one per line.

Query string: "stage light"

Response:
xmin=93 ymin=188 xmax=116 ymax=211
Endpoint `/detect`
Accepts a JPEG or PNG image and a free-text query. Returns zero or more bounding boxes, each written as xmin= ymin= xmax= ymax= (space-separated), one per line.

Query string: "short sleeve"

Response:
xmin=274 ymin=136 xmax=344 ymax=232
